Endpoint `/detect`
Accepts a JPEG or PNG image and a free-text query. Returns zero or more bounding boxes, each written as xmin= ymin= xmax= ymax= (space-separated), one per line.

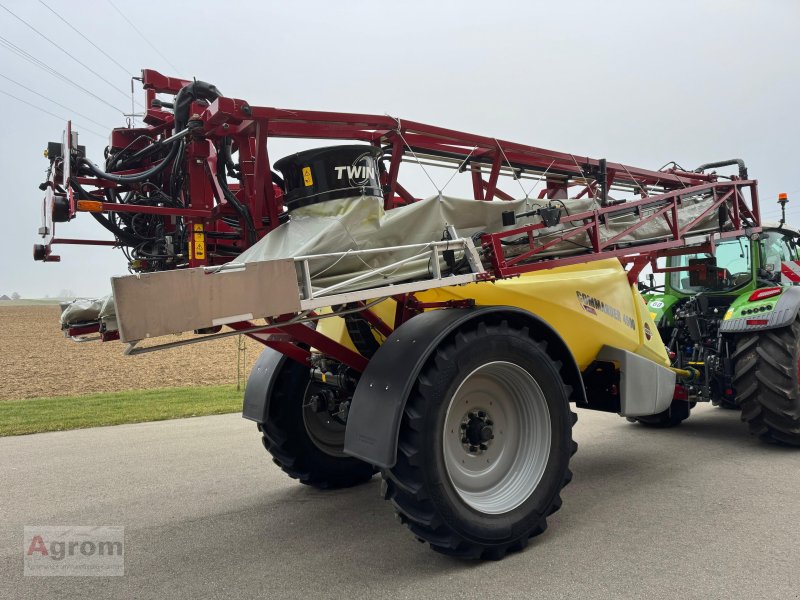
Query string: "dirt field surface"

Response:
xmin=0 ymin=305 xmax=261 ymax=400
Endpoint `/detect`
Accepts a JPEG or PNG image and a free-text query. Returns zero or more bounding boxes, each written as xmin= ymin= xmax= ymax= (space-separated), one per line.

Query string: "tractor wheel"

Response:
xmin=257 ymin=359 xmax=376 ymax=489
xmin=382 ymin=320 xmax=577 ymax=560
xmin=628 ymin=399 xmax=692 ymax=428
xmin=732 ymin=319 xmax=800 ymax=446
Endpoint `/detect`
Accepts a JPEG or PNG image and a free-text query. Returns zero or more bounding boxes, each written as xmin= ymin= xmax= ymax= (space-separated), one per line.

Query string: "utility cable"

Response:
xmin=37 ymin=0 xmax=134 ymax=77
xmin=0 ymin=2 xmax=143 ymax=107
xmin=0 ymin=35 xmax=125 ymax=115
xmin=0 ymin=72 xmax=112 ymax=129
xmin=0 ymin=88 xmax=106 ymax=139
xmin=106 ymin=0 xmax=181 ymax=74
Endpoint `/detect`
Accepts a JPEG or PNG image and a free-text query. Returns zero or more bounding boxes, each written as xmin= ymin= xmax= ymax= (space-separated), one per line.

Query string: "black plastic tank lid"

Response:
xmin=274 ymin=145 xmax=383 ymax=211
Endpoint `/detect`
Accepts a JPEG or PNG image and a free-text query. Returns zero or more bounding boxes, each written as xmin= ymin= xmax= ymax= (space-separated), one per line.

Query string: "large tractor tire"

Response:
xmin=627 ymin=399 xmax=692 ymax=428
xmin=732 ymin=319 xmax=800 ymax=446
xmin=257 ymin=359 xmax=376 ymax=489
xmin=382 ymin=320 xmax=577 ymax=560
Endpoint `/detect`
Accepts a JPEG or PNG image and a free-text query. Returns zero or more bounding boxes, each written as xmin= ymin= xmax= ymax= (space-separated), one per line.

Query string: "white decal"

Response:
xmin=334 ymin=164 xmax=375 ymax=181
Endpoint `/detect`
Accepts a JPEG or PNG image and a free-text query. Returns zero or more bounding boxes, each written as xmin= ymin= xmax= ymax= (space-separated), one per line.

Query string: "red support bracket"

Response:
xmin=276 ymin=323 xmax=368 ymax=372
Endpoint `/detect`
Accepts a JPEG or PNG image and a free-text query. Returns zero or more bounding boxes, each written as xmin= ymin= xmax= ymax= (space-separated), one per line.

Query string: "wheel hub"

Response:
xmin=460 ymin=411 xmax=494 ymax=453
xmin=442 ymin=361 xmax=552 ymax=515
xmin=302 ymin=384 xmax=349 ymax=458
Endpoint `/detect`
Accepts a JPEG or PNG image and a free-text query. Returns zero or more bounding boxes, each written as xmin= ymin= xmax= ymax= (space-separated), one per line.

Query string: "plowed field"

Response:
xmin=0 ymin=305 xmax=260 ymax=400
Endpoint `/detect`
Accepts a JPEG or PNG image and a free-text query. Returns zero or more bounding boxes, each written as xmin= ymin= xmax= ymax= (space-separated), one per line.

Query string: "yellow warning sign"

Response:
xmin=302 ymin=166 xmax=313 ymax=187
xmin=193 ymin=223 xmax=205 ymax=260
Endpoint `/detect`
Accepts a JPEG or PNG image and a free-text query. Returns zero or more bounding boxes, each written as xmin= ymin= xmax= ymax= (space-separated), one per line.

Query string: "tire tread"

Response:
xmin=383 ymin=320 xmax=577 ymax=559
xmin=733 ymin=320 xmax=800 ymax=446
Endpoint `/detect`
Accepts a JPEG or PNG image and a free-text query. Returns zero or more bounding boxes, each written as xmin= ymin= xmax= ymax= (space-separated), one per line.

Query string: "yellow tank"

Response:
xmin=319 ymin=258 xmax=668 ymax=369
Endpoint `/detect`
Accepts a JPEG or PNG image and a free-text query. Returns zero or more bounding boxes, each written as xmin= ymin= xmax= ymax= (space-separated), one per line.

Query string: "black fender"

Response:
xmin=720 ymin=286 xmax=800 ymax=334
xmin=343 ymin=306 xmax=586 ymax=469
xmin=242 ymin=347 xmax=290 ymax=423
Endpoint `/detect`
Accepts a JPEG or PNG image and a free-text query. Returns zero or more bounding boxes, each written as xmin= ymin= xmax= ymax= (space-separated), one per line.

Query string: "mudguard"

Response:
xmin=242 ymin=347 xmax=290 ymax=423
xmin=720 ymin=286 xmax=800 ymax=333
xmin=596 ymin=346 xmax=675 ymax=416
xmin=343 ymin=306 xmax=585 ymax=469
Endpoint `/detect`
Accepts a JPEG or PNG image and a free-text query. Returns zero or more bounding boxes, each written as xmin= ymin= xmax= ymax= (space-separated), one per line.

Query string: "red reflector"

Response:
xmin=673 ymin=384 xmax=688 ymax=401
xmin=746 ymin=319 xmax=769 ymax=326
xmin=749 ymin=287 xmax=782 ymax=301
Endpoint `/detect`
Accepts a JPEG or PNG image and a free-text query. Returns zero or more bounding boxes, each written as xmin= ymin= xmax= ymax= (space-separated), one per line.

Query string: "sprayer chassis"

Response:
xmin=35 ymin=70 xmax=765 ymax=559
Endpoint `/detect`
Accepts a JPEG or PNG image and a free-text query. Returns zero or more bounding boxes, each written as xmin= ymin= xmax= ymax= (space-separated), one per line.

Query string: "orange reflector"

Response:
xmin=76 ymin=200 xmax=103 ymax=212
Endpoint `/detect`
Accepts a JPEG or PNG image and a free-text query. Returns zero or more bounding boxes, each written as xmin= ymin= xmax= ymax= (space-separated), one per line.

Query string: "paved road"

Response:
xmin=1 ymin=405 xmax=798 ymax=599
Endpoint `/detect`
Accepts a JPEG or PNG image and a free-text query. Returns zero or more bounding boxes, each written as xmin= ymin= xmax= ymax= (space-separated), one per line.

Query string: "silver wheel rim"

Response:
xmin=302 ymin=383 xmax=348 ymax=458
xmin=442 ymin=361 xmax=551 ymax=515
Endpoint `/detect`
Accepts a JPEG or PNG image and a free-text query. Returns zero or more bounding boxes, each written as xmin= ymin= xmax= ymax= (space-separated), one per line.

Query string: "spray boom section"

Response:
xmin=35 ymin=69 xmax=761 ymax=348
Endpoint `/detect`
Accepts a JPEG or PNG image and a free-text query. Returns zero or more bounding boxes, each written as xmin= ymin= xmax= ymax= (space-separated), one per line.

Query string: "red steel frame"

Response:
xmin=40 ymin=70 xmax=761 ymax=370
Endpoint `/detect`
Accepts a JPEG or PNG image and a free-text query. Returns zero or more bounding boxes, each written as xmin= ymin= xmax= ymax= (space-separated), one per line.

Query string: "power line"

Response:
xmin=0 ymin=72 xmax=114 ymax=130
xmin=38 ymin=0 xmax=134 ymax=77
xmin=0 ymin=88 xmax=107 ymax=140
xmin=0 ymin=34 xmax=125 ymax=115
xmin=0 ymin=2 xmax=143 ymax=108
xmin=106 ymin=0 xmax=181 ymax=75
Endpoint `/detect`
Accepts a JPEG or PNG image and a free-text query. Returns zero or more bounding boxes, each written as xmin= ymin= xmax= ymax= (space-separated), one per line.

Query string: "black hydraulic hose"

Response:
xmin=79 ymin=137 xmax=182 ymax=184
xmin=172 ymin=81 xmax=249 ymax=225
xmin=90 ymin=212 xmax=140 ymax=247
xmin=173 ymin=79 xmax=261 ymax=244
xmin=215 ymin=152 xmax=258 ymax=244
xmin=69 ymin=176 xmax=103 ymax=202
xmin=106 ymin=134 xmax=156 ymax=171
xmin=169 ymin=139 xmax=186 ymax=200
xmin=173 ymin=80 xmax=222 ymax=134
xmin=694 ymin=159 xmax=748 ymax=180
xmin=69 ymin=177 xmax=141 ymax=246
xmin=108 ymin=138 xmax=170 ymax=172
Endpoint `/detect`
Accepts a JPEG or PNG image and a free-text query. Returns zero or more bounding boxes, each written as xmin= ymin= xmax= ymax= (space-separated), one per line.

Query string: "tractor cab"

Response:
xmin=643 ymin=218 xmax=799 ymax=378
xmin=668 ymin=235 xmax=755 ymax=297
xmin=662 ymin=224 xmax=800 ymax=301
xmin=756 ymin=225 xmax=800 ymax=284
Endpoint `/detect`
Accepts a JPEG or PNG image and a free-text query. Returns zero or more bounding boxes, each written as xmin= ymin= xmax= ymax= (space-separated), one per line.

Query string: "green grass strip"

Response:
xmin=0 ymin=385 xmax=242 ymax=436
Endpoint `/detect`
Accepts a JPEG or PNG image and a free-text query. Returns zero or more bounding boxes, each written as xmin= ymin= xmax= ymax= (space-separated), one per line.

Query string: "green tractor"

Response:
xmin=640 ymin=199 xmax=800 ymax=445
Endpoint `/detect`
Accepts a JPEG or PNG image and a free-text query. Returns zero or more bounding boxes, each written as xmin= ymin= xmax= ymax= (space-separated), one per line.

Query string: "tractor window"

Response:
xmin=759 ymin=232 xmax=795 ymax=272
xmin=670 ymin=237 xmax=752 ymax=293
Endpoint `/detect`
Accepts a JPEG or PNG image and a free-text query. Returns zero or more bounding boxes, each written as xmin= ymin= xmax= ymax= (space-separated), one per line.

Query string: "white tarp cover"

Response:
xmin=60 ymin=296 xmax=115 ymax=328
xmin=234 ymin=192 xmax=720 ymax=290
xmin=61 ymin=192 xmax=721 ymax=328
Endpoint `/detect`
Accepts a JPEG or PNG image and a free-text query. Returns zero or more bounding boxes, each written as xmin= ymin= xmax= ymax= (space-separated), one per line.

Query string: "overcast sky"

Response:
xmin=1 ymin=0 xmax=798 ymax=297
